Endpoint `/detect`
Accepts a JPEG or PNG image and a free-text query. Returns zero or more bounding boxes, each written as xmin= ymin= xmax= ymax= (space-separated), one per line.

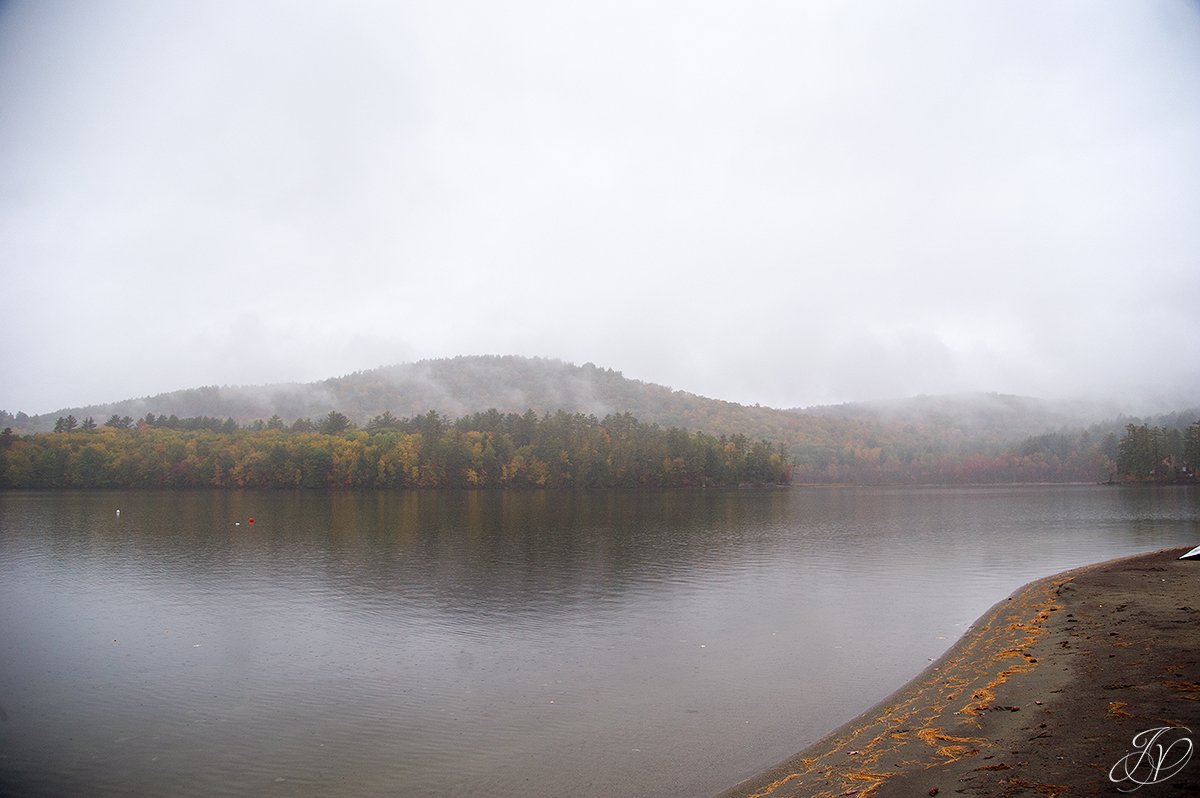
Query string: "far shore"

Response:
xmin=716 ymin=546 xmax=1200 ymax=798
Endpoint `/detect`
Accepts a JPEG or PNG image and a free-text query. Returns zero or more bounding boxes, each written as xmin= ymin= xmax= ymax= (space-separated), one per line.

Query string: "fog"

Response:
xmin=2 ymin=1 xmax=1198 ymax=415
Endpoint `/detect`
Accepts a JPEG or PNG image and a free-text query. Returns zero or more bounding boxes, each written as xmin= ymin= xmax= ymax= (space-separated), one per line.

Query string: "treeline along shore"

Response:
xmin=0 ymin=410 xmax=790 ymax=489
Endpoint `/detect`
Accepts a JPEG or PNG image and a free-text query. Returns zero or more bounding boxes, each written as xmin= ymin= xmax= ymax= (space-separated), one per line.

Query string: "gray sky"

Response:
xmin=2 ymin=0 xmax=1198 ymax=415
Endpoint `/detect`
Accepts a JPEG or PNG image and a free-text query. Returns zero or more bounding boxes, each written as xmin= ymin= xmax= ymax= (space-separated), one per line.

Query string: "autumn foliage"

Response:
xmin=0 ymin=410 xmax=790 ymax=490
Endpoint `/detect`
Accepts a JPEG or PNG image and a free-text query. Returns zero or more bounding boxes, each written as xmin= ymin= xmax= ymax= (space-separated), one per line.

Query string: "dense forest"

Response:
xmin=0 ymin=410 xmax=790 ymax=490
xmin=788 ymin=416 xmax=1199 ymax=485
xmin=2 ymin=356 xmax=1195 ymax=486
xmin=1114 ymin=421 xmax=1200 ymax=482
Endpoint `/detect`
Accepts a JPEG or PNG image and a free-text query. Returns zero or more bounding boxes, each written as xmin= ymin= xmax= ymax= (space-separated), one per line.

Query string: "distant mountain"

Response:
xmin=22 ymin=355 xmax=790 ymax=434
xmin=800 ymin=392 xmax=1121 ymax=451
xmin=8 ymin=355 xmax=1193 ymax=483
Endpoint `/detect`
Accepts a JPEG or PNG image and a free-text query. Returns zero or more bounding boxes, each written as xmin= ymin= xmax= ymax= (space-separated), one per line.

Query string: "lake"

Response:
xmin=1 ymin=486 xmax=1196 ymax=796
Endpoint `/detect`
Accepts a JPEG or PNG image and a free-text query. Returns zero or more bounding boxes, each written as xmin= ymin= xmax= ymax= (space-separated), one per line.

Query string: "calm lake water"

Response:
xmin=1 ymin=486 xmax=1197 ymax=797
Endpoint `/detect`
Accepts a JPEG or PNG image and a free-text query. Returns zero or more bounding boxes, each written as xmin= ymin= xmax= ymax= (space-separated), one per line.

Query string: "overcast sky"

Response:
xmin=2 ymin=1 xmax=1198 ymax=415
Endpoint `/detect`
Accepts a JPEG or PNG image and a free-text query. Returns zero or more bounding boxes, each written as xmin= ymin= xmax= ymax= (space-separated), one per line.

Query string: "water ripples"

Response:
xmin=0 ymin=486 xmax=1196 ymax=797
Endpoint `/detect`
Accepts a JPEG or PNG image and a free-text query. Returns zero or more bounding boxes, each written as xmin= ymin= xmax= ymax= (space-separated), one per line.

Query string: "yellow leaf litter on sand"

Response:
xmin=733 ymin=577 xmax=1069 ymax=797
xmin=1164 ymin=680 xmax=1200 ymax=700
xmin=916 ymin=727 xmax=984 ymax=761
xmin=1005 ymin=777 xmax=1072 ymax=797
xmin=845 ymin=770 xmax=893 ymax=783
xmin=743 ymin=773 xmax=803 ymax=798
xmin=1107 ymin=701 xmax=1133 ymax=718
xmin=842 ymin=770 xmax=893 ymax=797
xmin=958 ymin=595 xmax=1058 ymax=718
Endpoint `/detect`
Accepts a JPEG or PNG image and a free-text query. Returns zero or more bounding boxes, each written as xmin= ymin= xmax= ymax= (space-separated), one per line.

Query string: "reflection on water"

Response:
xmin=1 ymin=486 xmax=1196 ymax=797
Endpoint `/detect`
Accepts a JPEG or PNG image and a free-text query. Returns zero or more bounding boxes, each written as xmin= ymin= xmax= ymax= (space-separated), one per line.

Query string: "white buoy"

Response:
xmin=116 ymin=509 xmax=121 ymax=518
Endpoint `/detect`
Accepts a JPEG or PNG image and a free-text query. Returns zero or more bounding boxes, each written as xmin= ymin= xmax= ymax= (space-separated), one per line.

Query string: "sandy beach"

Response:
xmin=717 ymin=546 xmax=1200 ymax=797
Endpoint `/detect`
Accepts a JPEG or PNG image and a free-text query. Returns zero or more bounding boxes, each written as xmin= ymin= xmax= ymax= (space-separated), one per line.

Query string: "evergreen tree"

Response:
xmin=366 ymin=411 xmax=401 ymax=432
xmin=318 ymin=411 xmax=351 ymax=435
xmin=1185 ymin=422 xmax=1200 ymax=469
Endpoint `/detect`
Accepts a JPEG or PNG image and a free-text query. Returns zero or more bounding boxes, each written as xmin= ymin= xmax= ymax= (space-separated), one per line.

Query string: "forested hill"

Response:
xmin=3 ymin=355 xmax=1194 ymax=484
xmin=13 ymin=356 xmax=1094 ymax=441
xmin=18 ymin=356 xmax=789 ymax=436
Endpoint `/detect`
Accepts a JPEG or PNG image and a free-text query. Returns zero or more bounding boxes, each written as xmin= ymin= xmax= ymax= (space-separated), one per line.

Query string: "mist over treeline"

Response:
xmin=1 ymin=356 xmax=1196 ymax=485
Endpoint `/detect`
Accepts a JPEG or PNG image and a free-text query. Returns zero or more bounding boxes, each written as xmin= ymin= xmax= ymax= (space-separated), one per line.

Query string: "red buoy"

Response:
xmin=248 ymin=517 xmax=254 ymax=524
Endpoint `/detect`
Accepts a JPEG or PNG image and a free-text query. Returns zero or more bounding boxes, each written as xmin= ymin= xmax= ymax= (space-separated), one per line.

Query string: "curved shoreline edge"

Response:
xmin=715 ymin=546 xmax=1200 ymax=798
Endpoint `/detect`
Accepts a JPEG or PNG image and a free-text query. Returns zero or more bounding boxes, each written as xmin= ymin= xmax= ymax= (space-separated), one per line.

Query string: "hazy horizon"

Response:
xmin=3 ymin=1 xmax=1198 ymax=416
xmin=2 ymin=353 xmax=1174 ymax=424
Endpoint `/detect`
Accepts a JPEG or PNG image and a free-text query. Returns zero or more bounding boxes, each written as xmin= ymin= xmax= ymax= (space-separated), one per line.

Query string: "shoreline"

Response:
xmin=716 ymin=546 xmax=1200 ymax=797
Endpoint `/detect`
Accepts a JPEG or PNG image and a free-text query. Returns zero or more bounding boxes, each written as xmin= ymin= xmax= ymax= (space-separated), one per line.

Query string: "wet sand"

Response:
xmin=716 ymin=547 xmax=1200 ymax=797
